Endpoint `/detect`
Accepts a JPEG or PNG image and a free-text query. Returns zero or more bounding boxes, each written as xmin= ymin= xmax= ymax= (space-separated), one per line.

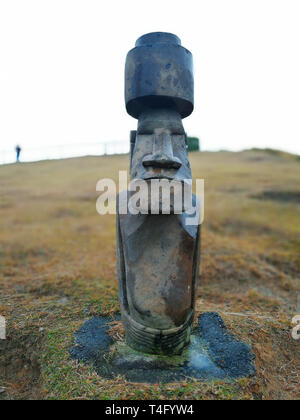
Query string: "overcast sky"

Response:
xmin=0 ymin=0 xmax=300 ymax=160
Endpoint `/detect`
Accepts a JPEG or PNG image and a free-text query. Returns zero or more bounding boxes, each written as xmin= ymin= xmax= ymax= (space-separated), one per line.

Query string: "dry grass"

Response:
xmin=0 ymin=149 xmax=299 ymax=400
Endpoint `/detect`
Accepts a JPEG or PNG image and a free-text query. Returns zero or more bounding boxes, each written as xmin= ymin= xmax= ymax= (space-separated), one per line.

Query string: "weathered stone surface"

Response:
xmin=125 ymin=32 xmax=194 ymax=119
xmin=118 ymin=32 xmax=201 ymax=355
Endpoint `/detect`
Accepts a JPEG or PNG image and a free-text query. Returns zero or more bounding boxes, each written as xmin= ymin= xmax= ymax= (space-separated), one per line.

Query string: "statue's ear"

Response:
xmin=129 ymin=130 xmax=137 ymax=171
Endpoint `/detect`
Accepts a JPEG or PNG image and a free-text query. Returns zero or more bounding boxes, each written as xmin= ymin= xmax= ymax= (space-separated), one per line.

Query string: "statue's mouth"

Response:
xmin=128 ymin=177 xmax=192 ymax=215
xmin=144 ymin=175 xmax=177 ymax=181
xmin=141 ymin=169 xmax=179 ymax=182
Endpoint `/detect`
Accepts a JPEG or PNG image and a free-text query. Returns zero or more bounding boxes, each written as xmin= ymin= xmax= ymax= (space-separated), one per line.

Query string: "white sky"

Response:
xmin=0 ymin=0 xmax=300 ymax=159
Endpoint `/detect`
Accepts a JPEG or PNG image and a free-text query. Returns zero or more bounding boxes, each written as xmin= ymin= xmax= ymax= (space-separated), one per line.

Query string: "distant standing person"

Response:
xmin=15 ymin=145 xmax=21 ymax=162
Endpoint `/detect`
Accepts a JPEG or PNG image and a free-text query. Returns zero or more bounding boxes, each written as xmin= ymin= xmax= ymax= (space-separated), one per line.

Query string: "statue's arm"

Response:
xmin=116 ymin=203 xmax=128 ymax=312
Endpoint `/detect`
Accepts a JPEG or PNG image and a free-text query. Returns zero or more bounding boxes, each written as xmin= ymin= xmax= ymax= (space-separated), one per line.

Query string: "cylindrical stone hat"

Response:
xmin=125 ymin=32 xmax=194 ymax=119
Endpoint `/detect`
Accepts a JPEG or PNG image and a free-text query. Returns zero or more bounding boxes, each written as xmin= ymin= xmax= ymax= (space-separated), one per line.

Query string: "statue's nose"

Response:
xmin=142 ymin=132 xmax=182 ymax=170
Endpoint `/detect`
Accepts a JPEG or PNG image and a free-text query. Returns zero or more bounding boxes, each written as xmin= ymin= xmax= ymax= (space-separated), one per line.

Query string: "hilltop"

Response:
xmin=0 ymin=149 xmax=299 ymax=400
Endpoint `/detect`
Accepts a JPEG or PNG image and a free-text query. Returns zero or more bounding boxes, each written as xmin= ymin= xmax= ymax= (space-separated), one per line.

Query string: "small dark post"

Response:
xmin=117 ymin=33 xmax=201 ymax=355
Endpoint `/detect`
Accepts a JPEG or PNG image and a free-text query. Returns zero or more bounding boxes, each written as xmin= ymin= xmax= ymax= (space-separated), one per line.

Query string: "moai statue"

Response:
xmin=117 ymin=32 xmax=201 ymax=355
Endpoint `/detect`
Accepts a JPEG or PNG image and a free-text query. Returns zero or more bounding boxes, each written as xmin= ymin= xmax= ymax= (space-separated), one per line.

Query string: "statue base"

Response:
xmin=121 ymin=308 xmax=194 ymax=356
xmin=70 ymin=312 xmax=256 ymax=384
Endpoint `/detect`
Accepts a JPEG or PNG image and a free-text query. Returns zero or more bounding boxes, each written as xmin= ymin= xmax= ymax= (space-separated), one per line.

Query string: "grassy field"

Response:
xmin=0 ymin=149 xmax=299 ymax=400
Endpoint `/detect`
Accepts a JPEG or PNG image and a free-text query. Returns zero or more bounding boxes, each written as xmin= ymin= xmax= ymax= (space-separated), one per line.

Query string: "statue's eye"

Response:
xmin=138 ymin=131 xmax=154 ymax=135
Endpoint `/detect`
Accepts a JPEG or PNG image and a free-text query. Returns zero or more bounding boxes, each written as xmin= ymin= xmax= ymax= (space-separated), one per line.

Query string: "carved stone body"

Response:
xmin=117 ymin=33 xmax=200 ymax=355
